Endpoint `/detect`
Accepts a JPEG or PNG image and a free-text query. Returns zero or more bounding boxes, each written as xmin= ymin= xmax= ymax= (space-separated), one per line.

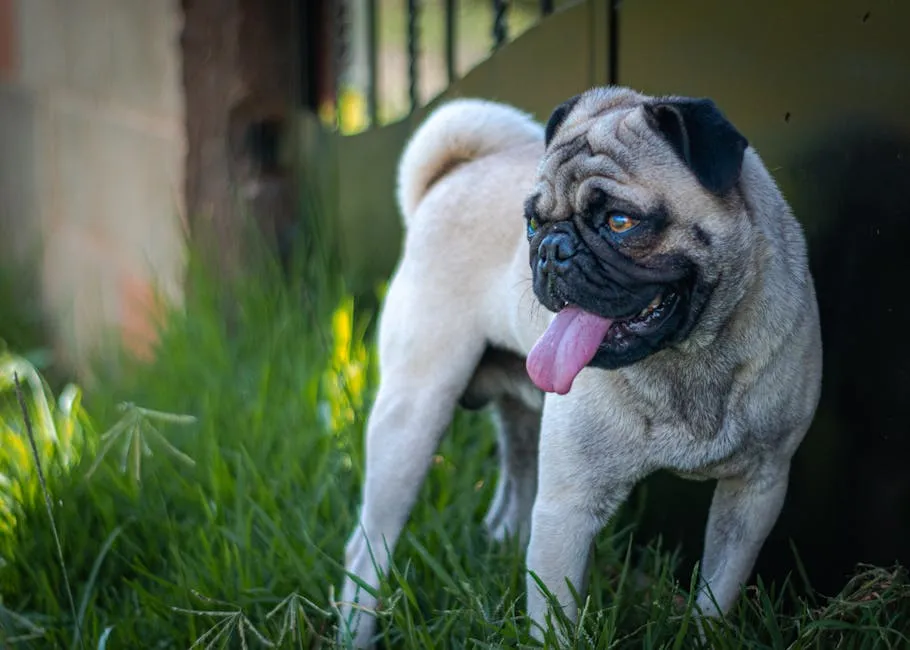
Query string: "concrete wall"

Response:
xmin=0 ymin=0 xmax=185 ymax=373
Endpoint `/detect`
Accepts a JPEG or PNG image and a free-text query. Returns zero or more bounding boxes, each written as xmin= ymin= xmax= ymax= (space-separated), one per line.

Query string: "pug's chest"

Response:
xmin=618 ymin=371 xmax=750 ymax=473
xmin=645 ymin=409 xmax=754 ymax=479
xmin=623 ymin=375 xmax=729 ymax=436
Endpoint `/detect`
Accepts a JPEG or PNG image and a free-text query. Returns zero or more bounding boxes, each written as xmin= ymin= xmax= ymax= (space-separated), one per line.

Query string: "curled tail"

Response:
xmin=396 ymin=98 xmax=544 ymax=226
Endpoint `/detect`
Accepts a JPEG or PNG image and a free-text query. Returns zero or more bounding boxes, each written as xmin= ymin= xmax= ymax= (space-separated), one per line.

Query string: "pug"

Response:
xmin=337 ymin=86 xmax=822 ymax=647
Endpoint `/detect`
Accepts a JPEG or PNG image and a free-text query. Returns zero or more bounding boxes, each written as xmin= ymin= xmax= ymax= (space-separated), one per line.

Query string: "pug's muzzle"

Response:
xmin=527 ymin=220 xmax=699 ymax=392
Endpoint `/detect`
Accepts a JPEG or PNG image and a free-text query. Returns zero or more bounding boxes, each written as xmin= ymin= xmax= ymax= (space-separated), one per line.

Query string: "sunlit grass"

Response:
xmin=0 ymin=350 xmax=85 ymax=541
xmin=320 ymin=296 xmax=373 ymax=435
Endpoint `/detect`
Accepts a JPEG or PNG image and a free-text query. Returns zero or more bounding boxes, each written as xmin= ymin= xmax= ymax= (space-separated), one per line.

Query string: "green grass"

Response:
xmin=0 ymin=238 xmax=908 ymax=649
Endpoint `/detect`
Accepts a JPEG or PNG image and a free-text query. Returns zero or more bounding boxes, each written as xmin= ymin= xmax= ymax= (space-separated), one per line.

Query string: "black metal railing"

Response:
xmin=407 ymin=0 xmax=420 ymax=114
xmin=366 ymin=0 xmax=379 ymax=124
xmin=324 ymin=0 xmax=570 ymax=131
xmin=445 ymin=0 xmax=457 ymax=84
xmin=493 ymin=0 xmax=509 ymax=49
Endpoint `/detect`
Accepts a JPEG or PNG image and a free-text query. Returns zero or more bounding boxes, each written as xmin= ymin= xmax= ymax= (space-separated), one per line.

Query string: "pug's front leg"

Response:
xmin=524 ymin=411 xmax=634 ymax=642
xmin=696 ymin=460 xmax=791 ymax=618
xmin=525 ymin=487 xmax=632 ymax=642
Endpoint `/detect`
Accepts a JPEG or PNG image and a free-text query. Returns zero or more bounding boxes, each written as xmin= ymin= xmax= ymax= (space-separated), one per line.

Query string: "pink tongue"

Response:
xmin=526 ymin=306 xmax=614 ymax=395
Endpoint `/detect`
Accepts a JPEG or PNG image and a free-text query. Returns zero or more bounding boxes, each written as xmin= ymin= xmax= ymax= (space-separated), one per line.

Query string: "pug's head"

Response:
xmin=525 ymin=87 xmax=751 ymax=394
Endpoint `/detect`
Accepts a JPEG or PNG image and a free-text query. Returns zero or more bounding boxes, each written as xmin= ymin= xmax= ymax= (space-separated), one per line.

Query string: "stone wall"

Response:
xmin=0 ymin=0 xmax=186 ymax=373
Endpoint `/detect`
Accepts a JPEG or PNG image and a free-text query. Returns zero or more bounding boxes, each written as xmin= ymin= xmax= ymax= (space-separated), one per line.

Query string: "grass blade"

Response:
xmin=73 ymin=523 xmax=127 ymax=649
xmin=13 ymin=373 xmax=83 ymax=650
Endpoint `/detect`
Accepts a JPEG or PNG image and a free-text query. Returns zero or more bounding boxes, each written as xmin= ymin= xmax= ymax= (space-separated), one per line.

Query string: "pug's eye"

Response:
xmin=607 ymin=214 xmax=639 ymax=234
xmin=527 ymin=216 xmax=539 ymax=238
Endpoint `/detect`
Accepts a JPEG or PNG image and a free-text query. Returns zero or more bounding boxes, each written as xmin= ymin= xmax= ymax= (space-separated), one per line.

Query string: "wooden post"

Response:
xmin=180 ymin=0 xmax=332 ymax=283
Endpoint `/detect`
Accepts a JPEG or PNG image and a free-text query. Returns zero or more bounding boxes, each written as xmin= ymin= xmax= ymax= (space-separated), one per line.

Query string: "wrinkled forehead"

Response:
xmin=534 ymin=98 xmax=685 ymax=219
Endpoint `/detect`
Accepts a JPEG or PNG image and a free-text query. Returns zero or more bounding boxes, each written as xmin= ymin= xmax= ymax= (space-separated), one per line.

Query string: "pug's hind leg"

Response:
xmin=339 ymin=329 xmax=485 ymax=647
xmin=696 ymin=461 xmax=791 ymax=619
xmin=484 ymin=395 xmax=541 ymax=545
xmin=459 ymin=348 xmax=543 ymax=547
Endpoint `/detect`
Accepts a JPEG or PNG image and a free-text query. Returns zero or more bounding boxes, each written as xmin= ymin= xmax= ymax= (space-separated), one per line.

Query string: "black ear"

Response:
xmin=544 ymin=94 xmax=582 ymax=148
xmin=644 ymin=97 xmax=749 ymax=195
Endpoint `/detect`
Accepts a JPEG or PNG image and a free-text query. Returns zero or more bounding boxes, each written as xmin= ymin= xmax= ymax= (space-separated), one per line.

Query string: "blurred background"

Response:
xmin=0 ymin=0 xmax=562 ymax=376
xmin=0 ymin=1 xmax=908 ymax=646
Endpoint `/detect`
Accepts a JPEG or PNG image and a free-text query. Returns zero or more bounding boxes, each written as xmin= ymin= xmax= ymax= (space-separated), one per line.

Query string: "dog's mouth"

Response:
xmin=603 ymin=290 xmax=679 ymax=343
xmin=526 ymin=290 xmax=681 ymax=395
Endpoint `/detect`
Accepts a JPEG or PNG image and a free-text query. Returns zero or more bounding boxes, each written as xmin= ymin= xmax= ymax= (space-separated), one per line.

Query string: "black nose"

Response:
xmin=538 ymin=231 xmax=576 ymax=271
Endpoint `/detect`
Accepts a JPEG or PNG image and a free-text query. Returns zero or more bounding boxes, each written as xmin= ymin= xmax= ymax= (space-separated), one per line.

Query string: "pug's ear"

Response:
xmin=644 ymin=97 xmax=749 ymax=195
xmin=544 ymin=94 xmax=582 ymax=148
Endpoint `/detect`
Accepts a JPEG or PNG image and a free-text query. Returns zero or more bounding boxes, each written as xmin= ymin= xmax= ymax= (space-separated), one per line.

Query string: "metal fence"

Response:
xmin=320 ymin=1 xmax=577 ymax=132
